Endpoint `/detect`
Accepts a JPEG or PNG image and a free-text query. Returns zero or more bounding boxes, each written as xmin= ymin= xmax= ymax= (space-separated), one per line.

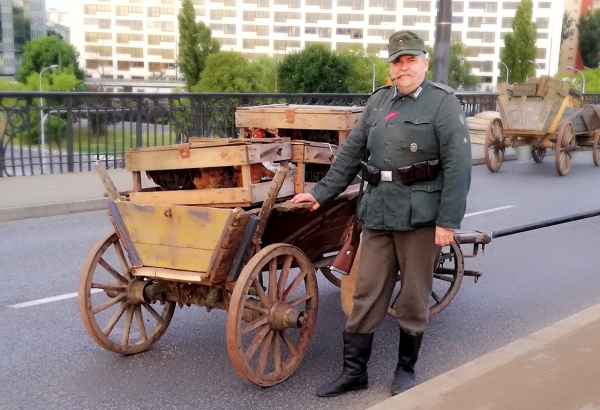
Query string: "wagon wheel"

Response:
xmin=555 ymin=121 xmax=576 ymax=176
xmin=387 ymin=240 xmax=464 ymax=319
xmin=227 ymin=243 xmax=318 ymax=387
xmin=484 ymin=118 xmax=505 ymax=172
xmin=78 ymin=232 xmax=175 ymax=354
xmin=592 ymin=129 xmax=600 ymax=166
xmin=531 ymin=146 xmax=547 ymax=163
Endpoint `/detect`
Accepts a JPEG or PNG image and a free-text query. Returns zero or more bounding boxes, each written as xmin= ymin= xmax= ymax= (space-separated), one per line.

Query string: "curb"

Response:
xmin=366 ymin=301 xmax=600 ymax=410
xmin=0 ymin=198 xmax=109 ymax=223
xmin=0 ymin=155 xmax=518 ymax=223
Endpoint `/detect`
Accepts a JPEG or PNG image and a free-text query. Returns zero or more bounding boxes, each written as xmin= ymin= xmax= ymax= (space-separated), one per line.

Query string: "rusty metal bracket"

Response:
xmin=285 ymin=109 xmax=295 ymax=123
xmin=178 ymin=143 xmax=191 ymax=159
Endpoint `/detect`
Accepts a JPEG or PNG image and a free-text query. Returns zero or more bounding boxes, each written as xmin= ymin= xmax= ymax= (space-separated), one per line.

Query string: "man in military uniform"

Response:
xmin=290 ymin=30 xmax=472 ymax=397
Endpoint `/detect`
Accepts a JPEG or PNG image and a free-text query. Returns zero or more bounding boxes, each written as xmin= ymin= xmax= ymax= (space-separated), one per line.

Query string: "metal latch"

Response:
xmin=178 ymin=143 xmax=191 ymax=159
xmin=285 ymin=109 xmax=295 ymax=123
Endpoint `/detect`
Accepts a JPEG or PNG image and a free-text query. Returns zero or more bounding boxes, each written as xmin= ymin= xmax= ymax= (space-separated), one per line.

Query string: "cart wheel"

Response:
xmin=319 ymin=266 xmax=341 ymax=288
xmin=484 ymin=118 xmax=505 ymax=172
xmin=227 ymin=243 xmax=318 ymax=387
xmin=555 ymin=121 xmax=576 ymax=176
xmin=593 ymin=129 xmax=600 ymax=166
xmin=531 ymin=146 xmax=547 ymax=163
xmin=78 ymin=232 xmax=175 ymax=355
xmin=387 ymin=240 xmax=464 ymax=319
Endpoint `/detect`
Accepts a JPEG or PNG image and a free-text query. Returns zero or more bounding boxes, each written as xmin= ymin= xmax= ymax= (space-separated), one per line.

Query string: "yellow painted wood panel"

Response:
xmin=133 ymin=266 xmax=210 ymax=283
xmin=116 ymin=202 xmax=235 ymax=250
xmin=134 ymin=243 xmax=215 ymax=272
xmin=125 ymin=144 xmax=250 ymax=171
xmin=129 ymin=187 xmax=253 ymax=206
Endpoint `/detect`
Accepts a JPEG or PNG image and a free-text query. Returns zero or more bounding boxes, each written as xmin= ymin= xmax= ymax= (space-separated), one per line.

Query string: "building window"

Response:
xmin=274 ymin=0 xmax=302 ymax=7
xmin=242 ymin=39 xmax=270 ymax=49
xmin=451 ymin=31 xmax=462 ymax=41
xmin=116 ymin=47 xmax=144 ymax=57
xmin=452 ymin=16 xmax=464 ymax=24
xmin=501 ymin=17 xmax=513 ymax=28
xmin=84 ymin=4 xmax=111 ymax=14
xmin=117 ymin=61 xmax=144 ymax=70
xmin=148 ymin=48 xmax=174 ymax=59
xmin=403 ymin=1 xmax=431 ymax=12
xmin=336 ymin=28 xmax=363 ymax=38
xmin=115 ymin=6 xmax=143 ymax=15
xmin=403 ymin=15 xmax=431 ymax=26
xmin=116 ymin=33 xmax=144 ymax=43
xmin=452 ymin=1 xmax=464 ymax=12
xmin=502 ymin=2 xmax=519 ymax=9
xmin=147 ymin=21 xmax=174 ymax=31
xmin=85 ymin=45 xmax=113 ymax=56
xmin=274 ymin=12 xmax=301 ymax=22
xmin=147 ymin=7 xmax=174 ymax=17
xmin=243 ymin=11 xmax=270 ymax=20
xmin=307 ymin=13 xmax=333 ymax=23
xmin=149 ymin=62 xmax=171 ymax=72
xmin=215 ymin=37 xmax=237 ymax=45
xmin=337 ymin=13 xmax=363 ymax=24
xmin=337 ymin=0 xmax=364 ymax=10
xmin=115 ymin=20 xmax=143 ymax=30
xmin=536 ymin=18 xmax=550 ymax=29
xmin=368 ymin=14 xmax=395 ymax=25
xmin=148 ymin=35 xmax=175 ymax=45
xmin=86 ymin=59 xmax=113 ymax=69
xmin=538 ymin=2 xmax=551 ymax=8
xmin=85 ymin=32 xmax=112 ymax=42
xmin=305 ymin=0 xmax=333 ymax=9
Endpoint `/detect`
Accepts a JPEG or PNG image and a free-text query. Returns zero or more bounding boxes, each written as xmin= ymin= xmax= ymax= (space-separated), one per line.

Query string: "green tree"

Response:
xmin=578 ymin=9 xmax=600 ymax=68
xmin=278 ymin=45 xmax=351 ymax=93
xmin=193 ymin=51 xmax=264 ymax=92
xmin=177 ymin=0 xmax=220 ymax=90
xmin=426 ymin=41 xmax=479 ymax=89
xmin=562 ymin=11 xmax=576 ymax=44
xmin=250 ymin=55 xmax=279 ymax=92
xmin=500 ymin=0 xmax=537 ymax=83
xmin=337 ymin=46 xmax=389 ymax=93
xmin=47 ymin=29 xmax=64 ymax=41
xmin=16 ymin=35 xmax=84 ymax=84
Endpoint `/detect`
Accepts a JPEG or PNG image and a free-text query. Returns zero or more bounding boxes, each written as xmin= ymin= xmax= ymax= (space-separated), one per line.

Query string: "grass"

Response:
xmin=8 ymin=124 xmax=181 ymax=157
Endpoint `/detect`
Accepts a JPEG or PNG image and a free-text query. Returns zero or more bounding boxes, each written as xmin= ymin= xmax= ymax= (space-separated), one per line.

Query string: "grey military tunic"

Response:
xmin=311 ymin=79 xmax=472 ymax=231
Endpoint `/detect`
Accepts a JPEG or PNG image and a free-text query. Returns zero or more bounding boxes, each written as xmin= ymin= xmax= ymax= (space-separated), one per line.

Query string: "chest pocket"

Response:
xmin=400 ymin=117 xmax=434 ymax=153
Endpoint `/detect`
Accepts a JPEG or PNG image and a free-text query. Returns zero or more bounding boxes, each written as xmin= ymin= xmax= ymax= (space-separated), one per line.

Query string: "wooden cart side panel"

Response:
xmin=235 ymin=111 xmax=362 ymax=130
xmin=114 ymin=202 xmax=237 ymax=273
xmin=210 ymin=211 xmax=253 ymax=282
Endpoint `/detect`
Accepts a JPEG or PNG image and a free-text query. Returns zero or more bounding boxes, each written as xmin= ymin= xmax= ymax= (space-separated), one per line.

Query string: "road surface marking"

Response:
xmin=8 ymin=289 xmax=102 ymax=308
xmin=464 ymin=205 xmax=514 ymax=218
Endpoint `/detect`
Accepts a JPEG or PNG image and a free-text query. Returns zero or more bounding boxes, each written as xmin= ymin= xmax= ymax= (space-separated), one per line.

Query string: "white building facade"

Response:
xmin=70 ymin=0 xmax=563 ymax=89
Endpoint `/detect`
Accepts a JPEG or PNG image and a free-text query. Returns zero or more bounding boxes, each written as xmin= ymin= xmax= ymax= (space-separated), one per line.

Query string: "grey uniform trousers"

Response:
xmin=345 ymin=226 xmax=440 ymax=336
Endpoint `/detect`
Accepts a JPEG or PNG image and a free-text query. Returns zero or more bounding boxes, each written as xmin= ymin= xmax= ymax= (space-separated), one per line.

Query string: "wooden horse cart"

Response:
xmin=484 ymin=76 xmax=600 ymax=176
xmin=77 ymin=105 xmax=492 ymax=387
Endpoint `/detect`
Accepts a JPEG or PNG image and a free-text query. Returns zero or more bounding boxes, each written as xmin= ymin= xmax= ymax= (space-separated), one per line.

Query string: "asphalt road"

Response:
xmin=2 ymin=153 xmax=600 ymax=410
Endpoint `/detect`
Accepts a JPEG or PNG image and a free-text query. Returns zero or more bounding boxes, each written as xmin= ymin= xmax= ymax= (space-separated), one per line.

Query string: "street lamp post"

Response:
xmin=499 ymin=61 xmax=509 ymax=84
xmin=547 ymin=18 xmax=554 ymax=76
xmin=363 ymin=54 xmax=376 ymax=92
xmin=527 ymin=60 xmax=541 ymax=71
xmin=39 ymin=64 xmax=59 ymax=169
xmin=567 ymin=66 xmax=586 ymax=94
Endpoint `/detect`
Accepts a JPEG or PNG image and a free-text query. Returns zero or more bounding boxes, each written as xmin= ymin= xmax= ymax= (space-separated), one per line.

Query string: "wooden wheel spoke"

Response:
xmin=280 ymin=330 xmax=297 ymax=357
xmin=98 ymin=258 xmax=128 ymax=285
xmin=256 ymin=331 xmax=275 ymax=377
xmin=91 ymin=283 xmax=126 ymax=292
xmin=283 ymin=270 xmax=308 ymax=301
xmin=113 ymin=240 xmax=132 ymax=280
xmin=276 ymin=256 xmax=292 ymax=300
xmin=252 ymin=278 xmax=271 ymax=308
xmin=134 ymin=306 xmax=148 ymax=342
xmin=268 ymin=258 xmax=278 ymax=303
xmin=143 ymin=303 xmax=164 ymax=325
xmin=121 ymin=305 xmax=134 ymax=346
xmin=244 ymin=325 xmax=270 ymax=362
xmin=242 ymin=316 xmax=269 ymax=336
xmin=431 ymin=291 xmax=441 ymax=304
xmin=92 ymin=294 xmax=126 ymax=314
xmin=433 ymin=274 xmax=455 ymax=283
xmin=244 ymin=299 xmax=269 ymax=315
xmin=102 ymin=301 xmax=127 ymax=336
xmin=272 ymin=331 xmax=282 ymax=374
xmin=287 ymin=293 xmax=312 ymax=308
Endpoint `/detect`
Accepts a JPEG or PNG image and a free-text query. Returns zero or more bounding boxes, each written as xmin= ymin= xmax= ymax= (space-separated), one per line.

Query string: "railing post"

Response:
xmin=193 ymin=95 xmax=202 ymax=138
xmin=136 ymin=96 xmax=143 ymax=148
xmin=66 ymin=95 xmax=74 ymax=172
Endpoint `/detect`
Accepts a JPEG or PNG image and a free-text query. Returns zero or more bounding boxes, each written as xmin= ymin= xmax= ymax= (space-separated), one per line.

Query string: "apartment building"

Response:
xmin=70 ymin=0 xmax=562 ymax=88
xmin=559 ymin=0 xmax=600 ymax=73
xmin=0 ymin=0 xmax=47 ymax=75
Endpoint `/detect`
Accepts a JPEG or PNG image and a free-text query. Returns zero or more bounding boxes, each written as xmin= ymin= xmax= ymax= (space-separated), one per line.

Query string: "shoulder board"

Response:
xmin=371 ymin=85 xmax=392 ymax=95
xmin=430 ymin=82 xmax=456 ymax=94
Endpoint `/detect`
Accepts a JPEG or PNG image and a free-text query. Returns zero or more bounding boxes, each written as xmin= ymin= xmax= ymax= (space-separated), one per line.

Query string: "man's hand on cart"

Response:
xmin=435 ymin=226 xmax=454 ymax=247
xmin=291 ymin=193 xmax=321 ymax=211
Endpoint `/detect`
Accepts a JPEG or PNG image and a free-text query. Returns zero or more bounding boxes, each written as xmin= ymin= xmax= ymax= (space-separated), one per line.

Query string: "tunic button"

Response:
xmin=384 ymin=159 xmax=390 ymax=163
xmin=385 ymin=141 xmax=390 ymax=145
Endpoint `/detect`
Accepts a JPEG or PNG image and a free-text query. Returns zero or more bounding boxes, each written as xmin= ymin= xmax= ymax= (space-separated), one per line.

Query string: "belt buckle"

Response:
xmin=380 ymin=170 xmax=392 ymax=182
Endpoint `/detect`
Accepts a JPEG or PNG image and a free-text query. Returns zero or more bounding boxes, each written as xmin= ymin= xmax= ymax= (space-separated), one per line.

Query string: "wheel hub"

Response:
xmin=127 ymin=279 xmax=147 ymax=305
xmin=269 ymin=301 xmax=306 ymax=330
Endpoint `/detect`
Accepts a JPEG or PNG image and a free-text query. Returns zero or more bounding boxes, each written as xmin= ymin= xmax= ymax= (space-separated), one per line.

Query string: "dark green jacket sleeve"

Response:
xmin=435 ymin=94 xmax=472 ymax=230
xmin=309 ymin=104 xmax=371 ymax=205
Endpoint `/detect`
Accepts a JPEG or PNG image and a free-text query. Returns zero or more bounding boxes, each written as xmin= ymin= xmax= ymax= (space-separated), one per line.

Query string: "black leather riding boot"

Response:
xmin=315 ymin=331 xmax=374 ymax=397
xmin=391 ymin=328 xmax=424 ymax=396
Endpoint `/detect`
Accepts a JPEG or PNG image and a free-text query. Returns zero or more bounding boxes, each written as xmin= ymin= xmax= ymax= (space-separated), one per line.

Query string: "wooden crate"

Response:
xmin=235 ymin=104 xmax=364 ymax=145
xmin=291 ymin=140 xmax=340 ymax=194
xmin=124 ymin=138 xmax=294 ymax=207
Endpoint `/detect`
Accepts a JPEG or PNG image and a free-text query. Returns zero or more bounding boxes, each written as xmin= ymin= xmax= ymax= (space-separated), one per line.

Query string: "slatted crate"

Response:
xmin=124 ymin=137 xmax=294 ymax=207
xmin=235 ymin=104 xmax=364 ymax=194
